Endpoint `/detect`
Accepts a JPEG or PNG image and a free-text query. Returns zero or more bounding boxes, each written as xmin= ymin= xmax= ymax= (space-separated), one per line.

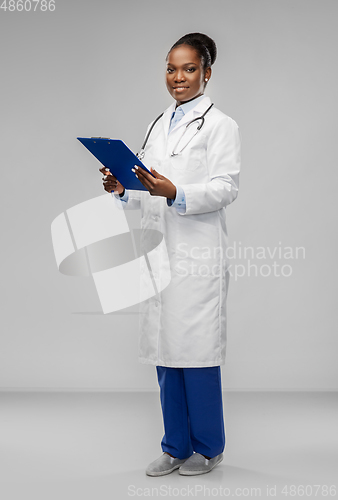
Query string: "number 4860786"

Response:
xmin=0 ymin=0 xmax=56 ymax=11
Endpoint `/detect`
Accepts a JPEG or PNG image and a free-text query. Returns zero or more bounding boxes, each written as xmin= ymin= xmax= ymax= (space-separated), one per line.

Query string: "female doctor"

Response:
xmin=100 ymin=32 xmax=241 ymax=476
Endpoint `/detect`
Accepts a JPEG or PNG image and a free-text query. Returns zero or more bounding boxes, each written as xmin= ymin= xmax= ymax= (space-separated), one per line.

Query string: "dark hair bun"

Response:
xmin=169 ymin=32 xmax=217 ymax=69
xmin=186 ymin=33 xmax=217 ymax=65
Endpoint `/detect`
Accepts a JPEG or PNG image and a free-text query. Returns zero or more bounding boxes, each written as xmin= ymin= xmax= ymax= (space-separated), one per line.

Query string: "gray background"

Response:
xmin=1 ymin=0 xmax=337 ymax=391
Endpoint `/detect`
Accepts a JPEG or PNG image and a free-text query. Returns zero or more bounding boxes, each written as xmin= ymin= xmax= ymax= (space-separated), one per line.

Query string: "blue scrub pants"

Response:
xmin=156 ymin=366 xmax=226 ymax=460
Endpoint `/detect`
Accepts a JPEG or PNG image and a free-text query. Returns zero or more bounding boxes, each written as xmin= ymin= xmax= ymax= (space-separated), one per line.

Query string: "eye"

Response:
xmin=186 ymin=68 xmax=196 ymax=72
xmin=166 ymin=68 xmax=174 ymax=73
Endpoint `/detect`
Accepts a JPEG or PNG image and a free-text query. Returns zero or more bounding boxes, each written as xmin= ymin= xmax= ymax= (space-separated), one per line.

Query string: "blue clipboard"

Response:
xmin=77 ymin=137 xmax=154 ymax=191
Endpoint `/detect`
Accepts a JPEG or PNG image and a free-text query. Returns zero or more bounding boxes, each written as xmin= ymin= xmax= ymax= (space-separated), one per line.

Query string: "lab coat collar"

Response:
xmin=162 ymin=95 xmax=212 ymax=137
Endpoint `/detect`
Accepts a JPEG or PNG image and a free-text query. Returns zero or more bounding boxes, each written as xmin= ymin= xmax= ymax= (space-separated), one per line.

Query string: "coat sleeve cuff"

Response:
xmin=167 ymin=185 xmax=186 ymax=214
xmin=112 ymin=190 xmax=129 ymax=202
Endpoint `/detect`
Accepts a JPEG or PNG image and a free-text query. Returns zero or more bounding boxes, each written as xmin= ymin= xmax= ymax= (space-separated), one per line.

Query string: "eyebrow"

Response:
xmin=166 ymin=62 xmax=198 ymax=67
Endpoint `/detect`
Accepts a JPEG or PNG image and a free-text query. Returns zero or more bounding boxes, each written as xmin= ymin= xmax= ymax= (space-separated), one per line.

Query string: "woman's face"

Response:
xmin=166 ymin=44 xmax=211 ymax=105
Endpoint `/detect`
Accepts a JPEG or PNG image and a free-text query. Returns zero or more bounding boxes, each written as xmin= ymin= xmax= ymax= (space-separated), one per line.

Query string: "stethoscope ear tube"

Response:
xmin=137 ymin=103 xmax=214 ymax=159
xmin=170 ymin=103 xmax=214 ymax=156
xmin=137 ymin=112 xmax=164 ymax=160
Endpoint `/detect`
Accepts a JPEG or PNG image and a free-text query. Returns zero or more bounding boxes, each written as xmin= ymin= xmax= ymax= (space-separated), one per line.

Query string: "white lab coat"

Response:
xmin=114 ymin=95 xmax=241 ymax=367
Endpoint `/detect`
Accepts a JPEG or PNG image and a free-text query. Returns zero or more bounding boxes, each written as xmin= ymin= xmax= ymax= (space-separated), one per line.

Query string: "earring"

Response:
xmin=205 ymin=78 xmax=208 ymax=82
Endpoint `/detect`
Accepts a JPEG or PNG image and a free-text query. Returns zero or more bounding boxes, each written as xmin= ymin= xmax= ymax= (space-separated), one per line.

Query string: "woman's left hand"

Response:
xmin=132 ymin=165 xmax=177 ymax=199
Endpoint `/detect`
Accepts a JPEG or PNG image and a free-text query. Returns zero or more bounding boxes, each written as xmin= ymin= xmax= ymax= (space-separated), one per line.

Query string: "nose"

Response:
xmin=174 ymin=69 xmax=186 ymax=82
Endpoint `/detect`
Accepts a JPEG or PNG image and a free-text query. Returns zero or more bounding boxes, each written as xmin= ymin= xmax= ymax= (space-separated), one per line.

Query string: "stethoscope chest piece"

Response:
xmin=136 ymin=149 xmax=145 ymax=161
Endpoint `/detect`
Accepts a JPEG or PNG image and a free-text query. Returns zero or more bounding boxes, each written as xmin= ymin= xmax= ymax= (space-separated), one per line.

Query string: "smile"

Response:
xmin=173 ymin=87 xmax=189 ymax=91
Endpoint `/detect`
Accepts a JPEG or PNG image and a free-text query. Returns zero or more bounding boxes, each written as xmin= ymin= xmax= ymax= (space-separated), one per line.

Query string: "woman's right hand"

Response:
xmin=99 ymin=167 xmax=125 ymax=195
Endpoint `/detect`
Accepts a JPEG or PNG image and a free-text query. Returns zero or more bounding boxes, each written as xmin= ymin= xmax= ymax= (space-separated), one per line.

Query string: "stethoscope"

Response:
xmin=136 ymin=103 xmax=214 ymax=160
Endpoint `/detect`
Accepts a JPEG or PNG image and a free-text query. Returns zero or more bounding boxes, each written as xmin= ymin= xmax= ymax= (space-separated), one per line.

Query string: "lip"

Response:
xmin=173 ymin=86 xmax=189 ymax=92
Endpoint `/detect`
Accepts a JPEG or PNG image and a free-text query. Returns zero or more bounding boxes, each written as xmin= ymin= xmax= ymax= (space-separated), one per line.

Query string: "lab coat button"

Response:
xmin=152 ymin=215 xmax=159 ymax=222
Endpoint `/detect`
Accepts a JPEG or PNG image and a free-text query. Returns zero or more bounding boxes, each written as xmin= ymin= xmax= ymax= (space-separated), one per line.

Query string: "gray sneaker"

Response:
xmin=179 ymin=452 xmax=223 ymax=475
xmin=146 ymin=452 xmax=190 ymax=477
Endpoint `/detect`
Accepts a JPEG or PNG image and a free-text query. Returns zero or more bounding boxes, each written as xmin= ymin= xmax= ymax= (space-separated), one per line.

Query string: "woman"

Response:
xmin=100 ymin=33 xmax=241 ymax=476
